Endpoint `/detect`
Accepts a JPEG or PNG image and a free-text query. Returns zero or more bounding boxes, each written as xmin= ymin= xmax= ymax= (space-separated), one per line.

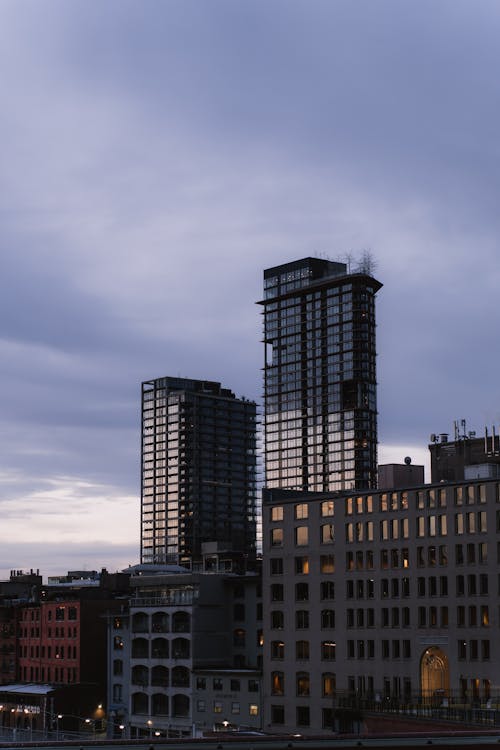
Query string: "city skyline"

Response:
xmin=1 ymin=0 xmax=500 ymax=577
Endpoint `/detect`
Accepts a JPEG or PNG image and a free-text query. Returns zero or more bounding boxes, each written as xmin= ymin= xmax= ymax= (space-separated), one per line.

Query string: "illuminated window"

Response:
xmin=295 ymin=504 xmax=308 ymax=520
xmin=295 ymin=526 xmax=308 ymax=546
xmin=321 ymin=524 xmax=334 ymax=543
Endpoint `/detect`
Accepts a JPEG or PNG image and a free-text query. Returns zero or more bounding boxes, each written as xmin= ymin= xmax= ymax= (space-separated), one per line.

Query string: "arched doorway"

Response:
xmin=420 ymin=646 xmax=449 ymax=699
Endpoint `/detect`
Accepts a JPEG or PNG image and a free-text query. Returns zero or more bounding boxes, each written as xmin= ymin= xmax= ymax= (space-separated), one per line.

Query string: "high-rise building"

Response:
xmin=141 ymin=377 xmax=257 ymax=569
xmin=260 ymin=257 xmax=382 ymax=492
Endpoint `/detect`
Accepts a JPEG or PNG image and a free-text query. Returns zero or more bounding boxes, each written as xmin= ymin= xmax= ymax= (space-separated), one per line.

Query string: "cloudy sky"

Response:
xmin=1 ymin=0 xmax=499 ymax=579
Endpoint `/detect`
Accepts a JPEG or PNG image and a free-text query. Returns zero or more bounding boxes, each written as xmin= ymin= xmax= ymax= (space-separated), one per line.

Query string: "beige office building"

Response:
xmin=262 ymin=478 xmax=499 ymax=734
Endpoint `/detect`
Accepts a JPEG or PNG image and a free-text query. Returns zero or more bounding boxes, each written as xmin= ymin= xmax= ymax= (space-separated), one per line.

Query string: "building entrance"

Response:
xmin=420 ymin=646 xmax=449 ymax=698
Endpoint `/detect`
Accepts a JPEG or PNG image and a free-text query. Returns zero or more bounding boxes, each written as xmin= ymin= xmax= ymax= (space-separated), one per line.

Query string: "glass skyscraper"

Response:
xmin=141 ymin=376 xmax=257 ymax=569
xmin=260 ymin=257 xmax=382 ymax=492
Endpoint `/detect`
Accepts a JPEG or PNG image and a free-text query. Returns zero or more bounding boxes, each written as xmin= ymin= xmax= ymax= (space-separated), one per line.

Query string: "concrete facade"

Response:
xmin=108 ymin=566 xmax=262 ymax=738
xmin=262 ymin=478 xmax=500 ymax=734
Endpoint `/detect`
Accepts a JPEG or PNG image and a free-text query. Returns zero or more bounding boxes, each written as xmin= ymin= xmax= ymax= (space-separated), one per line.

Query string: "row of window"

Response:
xmin=270 ymin=603 xmax=491 ymax=630
xmin=19 ymin=665 xmax=78 ymax=683
xmin=19 ymin=644 xmax=78 ymax=659
xmin=271 ymin=543 xmax=492 ymax=577
xmin=270 ymin=511 xmax=488 ymax=549
xmin=197 ymin=700 xmax=258 ymax=716
xmin=268 ymin=484 xmax=498 ymax=525
xmin=195 ymin=677 xmax=259 ymax=692
xmin=271 ymin=671 xmax=336 ymax=696
xmin=20 ymin=606 xmax=78 ymax=622
xmin=19 ymin=626 xmax=78 ymax=640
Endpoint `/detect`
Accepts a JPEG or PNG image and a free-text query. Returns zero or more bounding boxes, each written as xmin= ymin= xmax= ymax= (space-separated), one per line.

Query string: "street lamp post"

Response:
xmin=56 ymin=714 xmax=63 ymax=741
xmin=85 ymin=718 xmax=96 ymax=738
xmin=147 ymin=719 xmax=153 ymax=738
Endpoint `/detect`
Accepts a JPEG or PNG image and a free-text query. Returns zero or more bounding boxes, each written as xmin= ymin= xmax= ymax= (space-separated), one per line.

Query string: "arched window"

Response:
xmin=152 ymin=611 xmax=169 ymax=633
xmin=131 ymin=692 xmax=148 ymax=715
xmin=172 ymin=637 xmax=190 ymax=659
xmin=172 ymin=665 xmax=190 ymax=688
xmin=151 ymin=638 xmax=169 ymax=659
xmin=172 ymin=694 xmax=190 ymax=717
xmin=321 ymin=609 xmax=335 ymax=628
xmin=172 ymin=611 xmax=190 ymax=633
xmin=151 ymin=665 xmax=169 ymax=687
xmin=233 ymin=628 xmax=245 ymax=646
xmin=132 ymin=612 xmax=148 ymax=633
xmin=132 ymin=665 xmax=149 ymax=686
xmin=131 ymin=638 xmax=148 ymax=659
xmin=152 ymin=692 xmax=168 ymax=716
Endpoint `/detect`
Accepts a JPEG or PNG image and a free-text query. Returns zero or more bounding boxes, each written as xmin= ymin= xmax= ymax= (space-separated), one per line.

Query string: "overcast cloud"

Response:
xmin=1 ymin=0 xmax=499 ymax=578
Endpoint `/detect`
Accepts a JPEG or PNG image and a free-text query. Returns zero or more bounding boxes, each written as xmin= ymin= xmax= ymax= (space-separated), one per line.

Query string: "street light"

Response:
xmin=85 ymin=718 xmax=96 ymax=738
xmin=56 ymin=714 xmax=63 ymax=741
xmin=147 ymin=719 xmax=153 ymax=738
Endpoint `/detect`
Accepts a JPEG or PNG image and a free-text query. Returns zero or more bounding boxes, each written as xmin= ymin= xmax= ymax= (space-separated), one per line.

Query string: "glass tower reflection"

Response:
xmin=260 ymin=257 xmax=382 ymax=492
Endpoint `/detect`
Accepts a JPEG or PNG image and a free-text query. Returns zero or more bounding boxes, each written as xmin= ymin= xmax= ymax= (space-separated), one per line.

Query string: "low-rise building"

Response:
xmin=108 ymin=563 xmax=262 ymax=738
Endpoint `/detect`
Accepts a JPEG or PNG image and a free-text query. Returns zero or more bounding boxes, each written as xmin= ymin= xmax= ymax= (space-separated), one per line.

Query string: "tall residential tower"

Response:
xmin=260 ymin=257 xmax=382 ymax=492
xmin=141 ymin=377 xmax=257 ymax=569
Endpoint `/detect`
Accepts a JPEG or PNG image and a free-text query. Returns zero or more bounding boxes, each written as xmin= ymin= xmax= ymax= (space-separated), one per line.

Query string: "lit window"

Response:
xmin=295 ymin=526 xmax=308 ymax=546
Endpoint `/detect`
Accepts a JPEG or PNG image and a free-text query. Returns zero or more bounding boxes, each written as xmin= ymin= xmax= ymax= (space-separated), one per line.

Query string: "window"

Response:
xmin=249 ymin=704 xmax=258 ymax=716
xmin=271 ymin=506 xmax=283 ymax=521
xmin=321 ymin=641 xmax=336 ymax=660
xmin=270 ymin=558 xmax=283 ymax=575
xmin=295 ymin=556 xmax=309 ymax=574
xmin=248 ymin=679 xmax=259 ymax=692
xmin=231 ymin=702 xmax=240 ymax=714
xmin=230 ymin=679 xmax=240 ymax=691
xmin=271 ymin=584 xmax=284 ymax=601
xmin=233 ymin=628 xmax=245 ymax=646
xmin=457 ymin=605 xmax=465 ymax=626
xmin=113 ymin=659 xmax=123 ymax=676
xmin=482 ymin=640 xmax=490 ymax=660
xmin=320 ymin=554 xmax=335 ymax=573
xmin=271 ymin=610 xmax=284 ymax=629
xmin=296 ymin=706 xmax=310 ymax=727
xmin=320 ymin=581 xmax=335 ymax=600
xmin=295 ymin=526 xmax=308 ymax=546
xmin=271 ymin=705 xmax=284 ymax=724
xmin=271 ymin=671 xmax=284 ymax=695
xmin=213 ymin=701 xmax=223 ymax=713
xmin=295 ymin=582 xmax=309 ymax=601
xmin=296 ymin=610 xmax=309 ymax=629
xmin=271 ymin=528 xmax=283 ymax=546
xmin=321 ymin=524 xmax=334 ymax=543
xmin=296 ymin=672 xmax=310 ymax=696
xmin=213 ymin=678 xmax=223 ymax=690
xmin=322 ymin=672 xmax=336 ymax=697
xmin=321 ymin=609 xmax=335 ymax=628
xmin=296 ymin=640 xmax=309 ymax=660
xmin=295 ymin=503 xmax=308 ymax=519
xmin=321 ymin=500 xmax=335 ymax=517
xmin=481 ymin=605 xmax=490 ymax=627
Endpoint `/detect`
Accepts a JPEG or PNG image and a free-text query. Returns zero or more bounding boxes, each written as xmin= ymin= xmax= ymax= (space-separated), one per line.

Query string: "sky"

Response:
xmin=1 ymin=0 xmax=499 ymax=579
